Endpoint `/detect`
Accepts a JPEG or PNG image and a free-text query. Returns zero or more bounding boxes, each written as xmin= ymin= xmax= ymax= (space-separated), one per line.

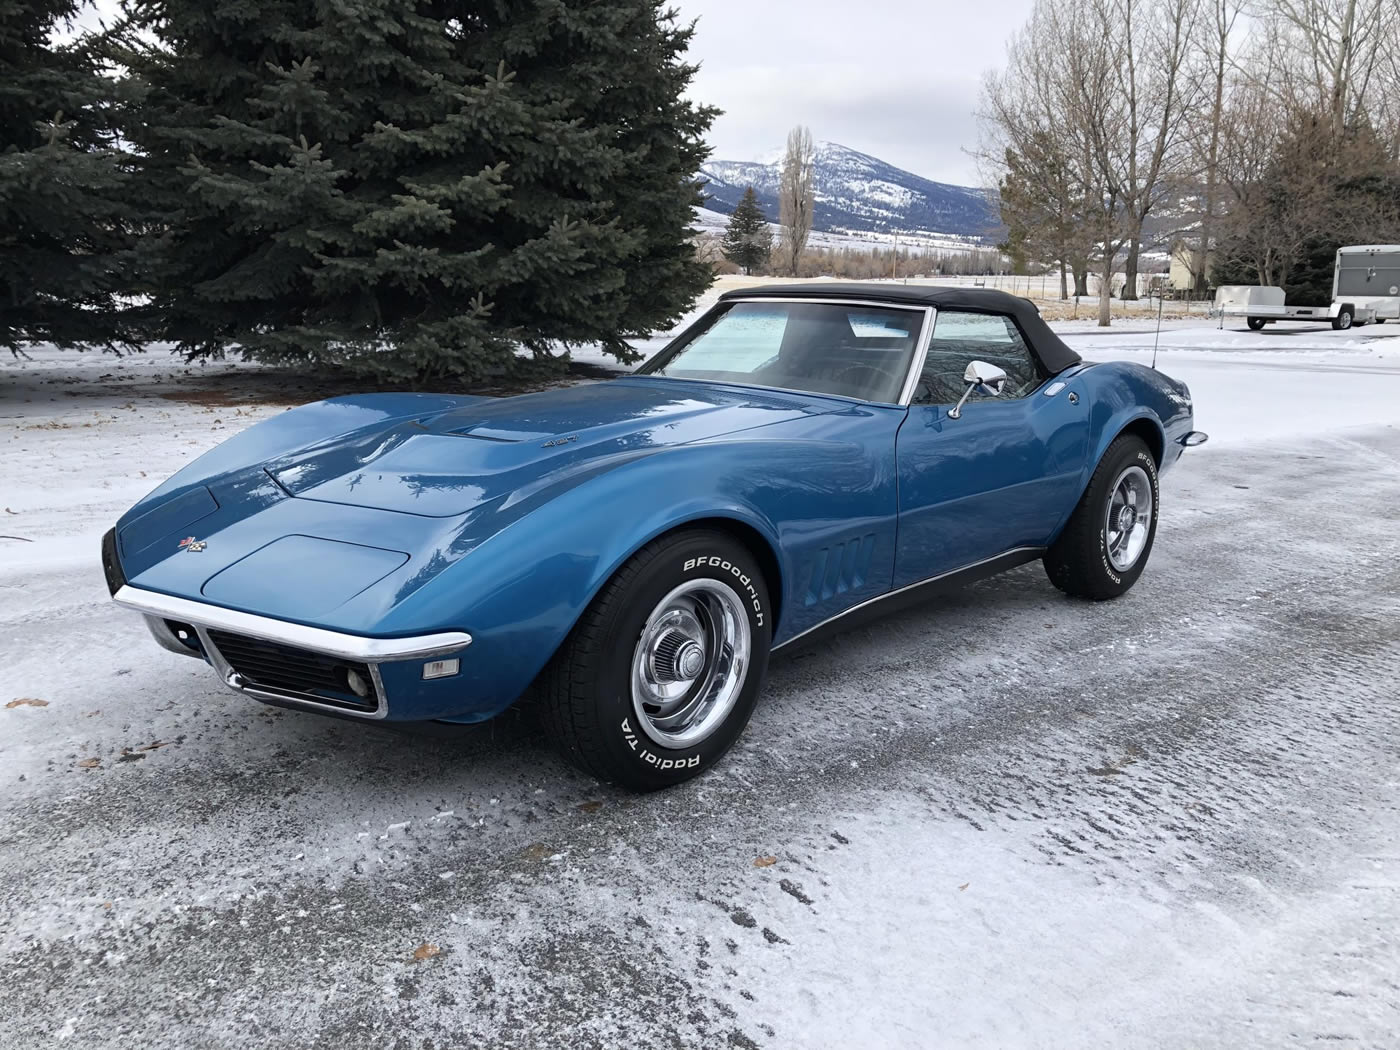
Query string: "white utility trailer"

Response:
xmin=1333 ymin=244 xmax=1400 ymax=324
xmin=1216 ymin=244 xmax=1400 ymax=331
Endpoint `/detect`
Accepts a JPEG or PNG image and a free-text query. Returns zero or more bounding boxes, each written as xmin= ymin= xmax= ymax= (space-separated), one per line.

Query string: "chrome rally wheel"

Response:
xmin=1104 ymin=465 xmax=1154 ymax=571
xmin=630 ymin=579 xmax=751 ymax=750
xmin=1043 ymin=433 xmax=1160 ymax=600
xmin=540 ymin=530 xmax=771 ymax=790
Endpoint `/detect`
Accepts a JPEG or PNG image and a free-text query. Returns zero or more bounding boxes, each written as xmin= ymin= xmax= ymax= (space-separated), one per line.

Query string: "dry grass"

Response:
xmin=1032 ymin=298 xmax=1210 ymax=322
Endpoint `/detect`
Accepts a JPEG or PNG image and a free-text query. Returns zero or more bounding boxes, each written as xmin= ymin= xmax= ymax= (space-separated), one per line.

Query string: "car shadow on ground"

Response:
xmin=227 ymin=564 xmax=1068 ymax=797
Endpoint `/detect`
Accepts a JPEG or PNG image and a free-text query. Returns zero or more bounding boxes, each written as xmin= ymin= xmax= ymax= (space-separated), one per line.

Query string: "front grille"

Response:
xmin=101 ymin=528 xmax=126 ymax=596
xmin=205 ymin=630 xmax=378 ymax=712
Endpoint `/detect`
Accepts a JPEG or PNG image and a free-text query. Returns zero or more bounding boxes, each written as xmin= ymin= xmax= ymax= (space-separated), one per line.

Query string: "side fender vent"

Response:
xmin=801 ymin=533 xmax=877 ymax=607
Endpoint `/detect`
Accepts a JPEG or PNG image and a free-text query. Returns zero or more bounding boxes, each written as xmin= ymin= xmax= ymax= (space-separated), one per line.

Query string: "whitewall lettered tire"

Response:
xmin=1043 ymin=434 xmax=1160 ymax=600
xmin=539 ymin=529 xmax=771 ymax=790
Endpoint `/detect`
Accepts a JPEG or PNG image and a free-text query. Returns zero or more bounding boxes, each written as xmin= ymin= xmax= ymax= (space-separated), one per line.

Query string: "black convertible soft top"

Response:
xmin=718 ymin=283 xmax=1082 ymax=376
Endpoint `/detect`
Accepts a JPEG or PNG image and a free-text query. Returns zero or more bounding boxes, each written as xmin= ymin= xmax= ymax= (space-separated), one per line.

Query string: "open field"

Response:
xmin=3 ymin=311 xmax=1399 ymax=1048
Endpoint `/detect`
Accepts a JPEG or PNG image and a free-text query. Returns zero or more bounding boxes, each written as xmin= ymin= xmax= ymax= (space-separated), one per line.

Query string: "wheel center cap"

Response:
xmin=651 ymin=628 xmax=707 ymax=682
xmin=676 ymin=640 xmax=706 ymax=679
xmin=1118 ymin=506 xmax=1135 ymax=531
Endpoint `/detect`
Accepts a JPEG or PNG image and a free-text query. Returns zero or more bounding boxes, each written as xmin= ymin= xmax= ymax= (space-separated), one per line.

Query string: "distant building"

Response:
xmin=1169 ymin=239 xmax=1213 ymax=292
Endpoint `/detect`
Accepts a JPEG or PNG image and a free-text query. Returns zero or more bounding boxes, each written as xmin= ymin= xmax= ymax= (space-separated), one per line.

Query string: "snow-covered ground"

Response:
xmin=3 ymin=309 xmax=1400 ymax=1048
xmin=1063 ymin=317 xmax=1400 ymax=442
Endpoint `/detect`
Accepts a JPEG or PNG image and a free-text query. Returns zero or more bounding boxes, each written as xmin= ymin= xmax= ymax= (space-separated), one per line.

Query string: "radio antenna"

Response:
xmin=1151 ymin=292 xmax=1164 ymax=370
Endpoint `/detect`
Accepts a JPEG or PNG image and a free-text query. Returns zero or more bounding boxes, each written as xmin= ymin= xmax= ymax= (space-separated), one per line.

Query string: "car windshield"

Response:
xmin=641 ymin=300 xmax=925 ymax=403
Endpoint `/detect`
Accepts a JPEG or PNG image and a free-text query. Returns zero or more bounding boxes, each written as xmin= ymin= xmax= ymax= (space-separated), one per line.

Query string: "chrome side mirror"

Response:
xmin=948 ymin=360 xmax=1008 ymax=419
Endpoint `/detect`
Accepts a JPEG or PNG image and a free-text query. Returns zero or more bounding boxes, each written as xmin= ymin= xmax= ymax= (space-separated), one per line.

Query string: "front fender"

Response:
xmin=381 ymin=451 xmax=786 ymax=722
xmin=380 ymin=417 xmax=901 ymax=722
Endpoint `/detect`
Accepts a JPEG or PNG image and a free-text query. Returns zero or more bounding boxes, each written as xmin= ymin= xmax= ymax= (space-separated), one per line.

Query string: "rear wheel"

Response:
xmin=1246 ymin=316 xmax=1268 ymax=331
xmin=1044 ymin=435 xmax=1159 ymax=600
xmin=539 ymin=530 xmax=771 ymax=790
xmin=1333 ymin=306 xmax=1354 ymax=330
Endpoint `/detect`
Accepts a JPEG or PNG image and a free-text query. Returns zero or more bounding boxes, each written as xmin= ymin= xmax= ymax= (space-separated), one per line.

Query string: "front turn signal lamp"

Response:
xmin=422 ymin=658 xmax=460 ymax=680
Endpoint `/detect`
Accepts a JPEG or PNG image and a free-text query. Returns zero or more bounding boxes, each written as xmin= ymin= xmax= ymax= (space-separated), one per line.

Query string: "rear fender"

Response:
xmin=1079 ymin=362 xmax=1191 ymax=473
xmin=1044 ymin=362 xmax=1191 ymax=543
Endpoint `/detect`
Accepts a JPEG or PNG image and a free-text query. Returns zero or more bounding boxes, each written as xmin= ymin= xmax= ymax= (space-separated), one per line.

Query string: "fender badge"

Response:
xmin=178 ymin=537 xmax=207 ymax=552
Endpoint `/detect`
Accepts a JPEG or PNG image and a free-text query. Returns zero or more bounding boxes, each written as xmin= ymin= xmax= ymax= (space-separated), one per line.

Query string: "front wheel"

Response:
xmin=1333 ymin=307 xmax=1354 ymax=330
xmin=1044 ymin=434 xmax=1160 ymax=600
xmin=539 ymin=530 xmax=771 ymax=790
xmin=1246 ymin=316 xmax=1268 ymax=331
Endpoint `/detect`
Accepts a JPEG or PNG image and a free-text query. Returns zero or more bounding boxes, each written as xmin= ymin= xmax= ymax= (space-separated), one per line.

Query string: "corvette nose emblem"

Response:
xmin=178 ymin=537 xmax=207 ymax=552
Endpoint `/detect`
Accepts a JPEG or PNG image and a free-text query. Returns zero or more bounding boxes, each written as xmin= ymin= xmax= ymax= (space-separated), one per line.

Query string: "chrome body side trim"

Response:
xmin=896 ymin=305 xmax=937 ymax=406
xmin=772 ymin=546 xmax=1045 ymax=652
xmin=114 ymin=585 xmax=472 ymax=661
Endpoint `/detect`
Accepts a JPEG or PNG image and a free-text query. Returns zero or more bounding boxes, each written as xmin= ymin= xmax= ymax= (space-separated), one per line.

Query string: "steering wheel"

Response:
xmin=831 ymin=363 xmax=894 ymax=396
xmin=914 ymin=371 xmax=967 ymax=406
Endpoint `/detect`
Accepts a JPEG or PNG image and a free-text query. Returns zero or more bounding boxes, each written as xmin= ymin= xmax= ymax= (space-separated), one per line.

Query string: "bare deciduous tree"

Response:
xmin=1106 ymin=0 xmax=1202 ymax=300
xmin=1049 ymin=0 xmax=1130 ymax=325
xmin=1185 ymin=0 xmax=1245 ymax=292
xmin=978 ymin=7 xmax=1098 ymax=299
xmin=1267 ymin=0 xmax=1392 ymax=144
xmin=1378 ymin=20 xmax=1400 ymax=158
xmin=778 ymin=125 xmax=815 ymax=277
xmin=1210 ymin=45 xmax=1295 ymax=281
xmin=978 ymin=0 xmax=1399 ymax=315
xmin=981 ymin=0 xmax=1199 ymax=324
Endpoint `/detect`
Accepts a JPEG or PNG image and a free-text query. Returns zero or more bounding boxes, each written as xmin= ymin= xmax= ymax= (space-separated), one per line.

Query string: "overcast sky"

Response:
xmin=78 ymin=0 xmax=1029 ymax=187
xmin=672 ymin=0 xmax=1035 ymax=186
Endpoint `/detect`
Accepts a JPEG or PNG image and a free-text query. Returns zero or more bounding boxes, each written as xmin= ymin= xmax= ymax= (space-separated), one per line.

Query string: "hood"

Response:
xmin=267 ymin=378 xmax=820 ymax=517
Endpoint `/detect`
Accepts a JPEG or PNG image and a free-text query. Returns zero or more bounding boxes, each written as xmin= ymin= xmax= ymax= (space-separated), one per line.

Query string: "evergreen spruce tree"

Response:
xmin=1 ymin=0 xmax=131 ymax=351
xmin=123 ymin=0 xmax=718 ymax=381
xmin=720 ymin=186 xmax=771 ymax=275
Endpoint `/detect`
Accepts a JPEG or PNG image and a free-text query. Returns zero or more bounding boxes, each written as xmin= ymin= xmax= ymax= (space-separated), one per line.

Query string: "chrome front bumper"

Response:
xmin=113 ymin=585 xmax=472 ymax=720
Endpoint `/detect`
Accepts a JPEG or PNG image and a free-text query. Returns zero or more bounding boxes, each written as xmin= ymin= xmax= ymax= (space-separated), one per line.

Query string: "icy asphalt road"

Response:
xmin=3 ymin=335 xmax=1400 ymax=1048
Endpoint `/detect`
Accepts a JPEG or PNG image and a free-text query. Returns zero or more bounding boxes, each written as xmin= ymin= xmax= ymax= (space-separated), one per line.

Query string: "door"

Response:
xmin=893 ymin=310 xmax=1089 ymax=588
xmin=1334 ymin=250 xmax=1400 ymax=319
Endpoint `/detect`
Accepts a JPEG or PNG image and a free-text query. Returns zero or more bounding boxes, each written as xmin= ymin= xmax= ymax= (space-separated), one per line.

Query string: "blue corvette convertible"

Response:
xmin=105 ymin=284 xmax=1204 ymax=788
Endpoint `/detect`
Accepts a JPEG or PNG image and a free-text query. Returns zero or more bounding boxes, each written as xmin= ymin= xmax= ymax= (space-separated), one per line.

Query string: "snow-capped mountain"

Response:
xmin=701 ymin=142 xmax=998 ymax=241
